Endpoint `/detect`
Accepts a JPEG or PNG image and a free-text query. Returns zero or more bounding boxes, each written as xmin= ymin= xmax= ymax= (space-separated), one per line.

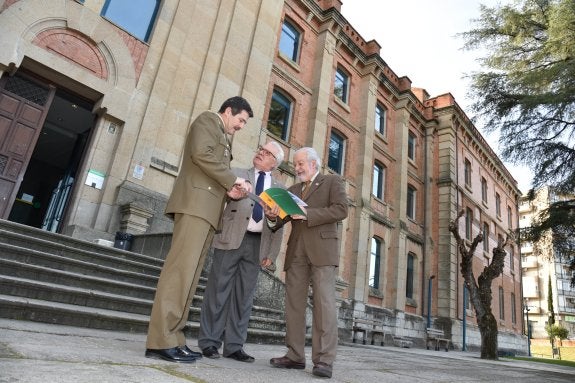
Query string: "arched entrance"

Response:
xmin=0 ymin=71 xmax=95 ymax=232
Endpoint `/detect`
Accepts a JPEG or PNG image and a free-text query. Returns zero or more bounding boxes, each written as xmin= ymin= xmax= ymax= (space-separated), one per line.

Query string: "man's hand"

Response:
xmin=234 ymin=177 xmax=253 ymax=193
xmin=228 ymin=183 xmax=248 ymax=200
xmin=264 ymin=203 xmax=280 ymax=220
xmin=228 ymin=178 xmax=252 ymax=200
xmin=291 ymin=206 xmax=307 ymax=220
xmin=260 ymin=257 xmax=273 ymax=267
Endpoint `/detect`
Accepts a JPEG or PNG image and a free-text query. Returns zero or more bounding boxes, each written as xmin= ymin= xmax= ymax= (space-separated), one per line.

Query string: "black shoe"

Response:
xmin=202 ymin=345 xmax=221 ymax=359
xmin=225 ymin=349 xmax=255 ymax=363
xmin=270 ymin=356 xmax=305 ymax=369
xmin=312 ymin=362 xmax=333 ymax=378
xmin=145 ymin=347 xmax=197 ymax=363
xmin=178 ymin=345 xmax=203 ymax=359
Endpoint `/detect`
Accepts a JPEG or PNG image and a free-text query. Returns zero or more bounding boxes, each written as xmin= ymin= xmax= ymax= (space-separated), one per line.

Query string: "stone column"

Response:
xmin=119 ymin=202 xmax=153 ymax=234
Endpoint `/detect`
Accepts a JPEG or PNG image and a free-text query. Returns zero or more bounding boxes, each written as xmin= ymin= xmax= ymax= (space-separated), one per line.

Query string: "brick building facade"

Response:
xmin=0 ymin=0 xmax=526 ymax=352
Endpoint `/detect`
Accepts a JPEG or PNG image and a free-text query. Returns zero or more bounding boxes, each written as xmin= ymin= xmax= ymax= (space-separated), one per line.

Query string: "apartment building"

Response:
xmin=519 ymin=187 xmax=575 ymax=339
xmin=0 ymin=0 xmax=525 ymax=351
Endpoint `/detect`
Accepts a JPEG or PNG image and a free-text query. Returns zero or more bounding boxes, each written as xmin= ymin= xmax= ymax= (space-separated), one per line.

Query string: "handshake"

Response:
xmin=227 ymin=177 xmax=253 ymax=200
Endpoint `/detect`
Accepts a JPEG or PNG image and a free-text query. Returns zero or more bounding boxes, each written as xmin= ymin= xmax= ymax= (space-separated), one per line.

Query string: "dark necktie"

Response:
xmin=301 ymin=181 xmax=311 ymax=198
xmin=252 ymin=171 xmax=266 ymax=222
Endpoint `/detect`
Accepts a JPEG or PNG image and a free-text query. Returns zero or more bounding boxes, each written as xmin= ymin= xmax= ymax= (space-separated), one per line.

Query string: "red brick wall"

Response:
xmin=33 ymin=29 xmax=108 ymax=79
xmin=5 ymin=1 xmax=148 ymax=82
xmin=0 ymin=0 xmax=20 ymax=12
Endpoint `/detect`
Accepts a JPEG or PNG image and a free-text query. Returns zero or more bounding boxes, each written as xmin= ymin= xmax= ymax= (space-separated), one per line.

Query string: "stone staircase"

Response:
xmin=0 ymin=219 xmax=288 ymax=344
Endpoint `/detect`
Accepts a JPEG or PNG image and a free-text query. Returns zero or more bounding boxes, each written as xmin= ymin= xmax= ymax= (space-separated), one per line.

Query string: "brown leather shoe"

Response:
xmin=270 ymin=355 xmax=305 ymax=369
xmin=312 ymin=362 xmax=332 ymax=378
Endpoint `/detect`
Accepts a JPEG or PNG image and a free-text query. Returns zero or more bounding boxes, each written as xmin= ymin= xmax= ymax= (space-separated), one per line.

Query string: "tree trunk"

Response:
xmin=478 ymin=311 xmax=498 ymax=359
xmin=449 ymin=209 xmax=514 ymax=360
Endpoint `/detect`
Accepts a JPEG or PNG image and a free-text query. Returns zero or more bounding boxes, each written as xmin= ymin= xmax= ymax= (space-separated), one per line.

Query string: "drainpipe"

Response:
xmin=427 ymin=275 xmax=435 ymax=328
xmin=421 ymin=124 xmax=430 ymax=324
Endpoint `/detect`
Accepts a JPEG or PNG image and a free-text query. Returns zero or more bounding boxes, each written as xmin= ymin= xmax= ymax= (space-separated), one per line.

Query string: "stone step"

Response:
xmin=0 ymin=243 xmax=159 ymax=287
xmin=0 ymin=228 xmax=163 ymax=269
xmin=0 ymin=275 xmax=153 ymax=316
xmin=0 ymin=274 xmax=286 ymax=325
xmin=0 ymin=294 xmax=286 ymax=344
xmin=0 ymin=258 xmax=157 ymax=300
xmin=0 ymin=218 xmax=289 ymax=343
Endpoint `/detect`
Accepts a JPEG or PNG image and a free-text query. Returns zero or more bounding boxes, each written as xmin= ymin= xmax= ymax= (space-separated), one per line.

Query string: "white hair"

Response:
xmin=295 ymin=147 xmax=321 ymax=170
xmin=267 ymin=141 xmax=285 ymax=168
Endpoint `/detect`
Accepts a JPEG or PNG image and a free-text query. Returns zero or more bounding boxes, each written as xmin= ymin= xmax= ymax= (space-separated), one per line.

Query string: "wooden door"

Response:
xmin=0 ymin=73 xmax=55 ymax=218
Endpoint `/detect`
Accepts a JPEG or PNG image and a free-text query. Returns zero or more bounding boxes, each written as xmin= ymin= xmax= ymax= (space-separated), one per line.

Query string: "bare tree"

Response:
xmin=449 ymin=209 xmax=513 ymax=359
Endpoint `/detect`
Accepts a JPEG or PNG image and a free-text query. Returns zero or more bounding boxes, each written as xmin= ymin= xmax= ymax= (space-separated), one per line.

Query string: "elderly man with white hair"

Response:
xmin=198 ymin=141 xmax=285 ymax=362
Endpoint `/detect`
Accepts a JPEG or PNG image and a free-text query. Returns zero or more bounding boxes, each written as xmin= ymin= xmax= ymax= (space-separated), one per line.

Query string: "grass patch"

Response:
xmin=506 ymin=356 xmax=575 ymax=368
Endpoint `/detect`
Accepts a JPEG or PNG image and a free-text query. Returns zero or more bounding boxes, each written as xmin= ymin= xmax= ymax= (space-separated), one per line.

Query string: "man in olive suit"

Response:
xmin=146 ymin=96 xmax=253 ymax=363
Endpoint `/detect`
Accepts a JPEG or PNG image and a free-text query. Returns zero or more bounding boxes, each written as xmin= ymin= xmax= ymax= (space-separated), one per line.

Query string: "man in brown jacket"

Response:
xmin=268 ymin=147 xmax=348 ymax=379
xmin=145 ymin=96 xmax=253 ymax=363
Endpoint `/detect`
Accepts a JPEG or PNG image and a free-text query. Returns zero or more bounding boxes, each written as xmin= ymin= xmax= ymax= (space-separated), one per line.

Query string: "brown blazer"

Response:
xmin=165 ymin=111 xmax=237 ymax=228
xmin=282 ymin=173 xmax=348 ymax=270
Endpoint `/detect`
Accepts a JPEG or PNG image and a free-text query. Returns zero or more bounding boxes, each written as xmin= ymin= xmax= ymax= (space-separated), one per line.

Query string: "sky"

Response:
xmin=342 ymin=0 xmax=532 ymax=193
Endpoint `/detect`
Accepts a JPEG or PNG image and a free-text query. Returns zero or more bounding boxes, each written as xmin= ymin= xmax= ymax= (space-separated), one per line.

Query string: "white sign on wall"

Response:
xmin=85 ymin=169 xmax=105 ymax=189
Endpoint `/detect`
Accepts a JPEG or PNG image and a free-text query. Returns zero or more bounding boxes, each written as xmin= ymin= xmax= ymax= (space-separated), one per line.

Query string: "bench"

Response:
xmin=426 ymin=328 xmax=450 ymax=351
xmin=392 ymin=335 xmax=413 ymax=348
xmin=352 ymin=317 xmax=387 ymax=346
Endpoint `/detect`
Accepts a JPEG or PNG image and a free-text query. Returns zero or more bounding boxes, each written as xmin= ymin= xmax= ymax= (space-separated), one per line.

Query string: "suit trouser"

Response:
xmin=284 ymin=252 xmax=337 ymax=366
xmin=197 ymin=232 xmax=261 ymax=355
xmin=146 ymin=214 xmax=214 ymax=349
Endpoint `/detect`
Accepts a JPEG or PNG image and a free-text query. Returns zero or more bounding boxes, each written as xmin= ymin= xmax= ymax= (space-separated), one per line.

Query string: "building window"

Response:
xmin=464 ymin=158 xmax=472 ymax=187
xmin=279 ymin=19 xmax=300 ymax=62
xmin=328 ymin=130 xmax=345 ymax=174
xmin=406 ymin=185 xmax=416 ymax=220
xmin=267 ymin=89 xmax=292 ymax=141
xmin=511 ymin=293 xmax=516 ymax=324
xmin=509 ymin=246 xmax=515 ymax=271
xmin=334 ymin=67 xmax=349 ymax=103
xmin=407 ymin=132 xmax=416 ymax=161
xmin=499 ymin=287 xmax=505 ymax=320
xmin=372 ymin=162 xmax=385 ymax=200
xmin=495 ymin=193 xmax=501 ymax=217
xmin=101 ymin=0 xmax=160 ymax=42
xmin=483 ymin=222 xmax=490 ymax=252
xmin=481 ymin=177 xmax=488 ymax=203
xmin=375 ymin=104 xmax=386 ymax=136
xmin=370 ymin=237 xmax=382 ymax=289
xmin=465 ymin=208 xmax=473 ymax=240
xmin=406 ymin=252 xmax=415 ymax=299
xmin=507 ymin=206 xmax=513 ymax=228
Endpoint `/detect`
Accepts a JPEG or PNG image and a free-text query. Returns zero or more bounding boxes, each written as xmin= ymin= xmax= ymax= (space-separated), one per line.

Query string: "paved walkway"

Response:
xmin=0 ymin=319 xmax=573 ymax=382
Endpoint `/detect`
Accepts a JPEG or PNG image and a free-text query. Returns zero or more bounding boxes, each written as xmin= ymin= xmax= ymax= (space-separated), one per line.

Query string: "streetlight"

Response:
xmin=427 ymin=275 xmax=435 ymax=329
xmin=524 ymin=299 xmax=531 ymax=357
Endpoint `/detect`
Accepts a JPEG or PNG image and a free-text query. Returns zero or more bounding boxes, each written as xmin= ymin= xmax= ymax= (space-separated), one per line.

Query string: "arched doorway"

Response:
xmin=0 ymin=71 xmax=95 ymax=232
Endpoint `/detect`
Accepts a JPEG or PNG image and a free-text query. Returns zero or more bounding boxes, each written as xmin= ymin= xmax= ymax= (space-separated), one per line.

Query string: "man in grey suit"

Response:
xmin=268 ymin=147 xmax=348 ymax=379
xmin=198 ymin=141 xmax=285 ymax=362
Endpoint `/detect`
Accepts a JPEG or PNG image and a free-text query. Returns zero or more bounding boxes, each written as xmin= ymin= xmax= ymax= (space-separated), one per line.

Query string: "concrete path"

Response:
xmin=0 ymin=319 xmax=573 ymax=382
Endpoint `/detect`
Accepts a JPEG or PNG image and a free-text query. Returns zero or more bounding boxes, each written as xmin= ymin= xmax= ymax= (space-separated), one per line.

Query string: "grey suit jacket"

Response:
xmin=212 ymin=167 xmax=284 ymax=263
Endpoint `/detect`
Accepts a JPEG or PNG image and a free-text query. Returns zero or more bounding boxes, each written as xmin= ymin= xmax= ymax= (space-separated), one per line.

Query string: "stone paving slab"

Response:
xmin=0 ymin=319 xmax=573 ymax=382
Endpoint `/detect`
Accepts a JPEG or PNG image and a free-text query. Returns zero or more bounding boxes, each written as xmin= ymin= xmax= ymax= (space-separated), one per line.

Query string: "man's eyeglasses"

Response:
xmin=257 ymin=146 xmax=277 ymax=160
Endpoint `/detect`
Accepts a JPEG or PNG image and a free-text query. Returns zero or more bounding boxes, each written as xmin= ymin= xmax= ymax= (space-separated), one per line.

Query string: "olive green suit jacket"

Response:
xmin=165 ymin=111 xmax=236 ymax=228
